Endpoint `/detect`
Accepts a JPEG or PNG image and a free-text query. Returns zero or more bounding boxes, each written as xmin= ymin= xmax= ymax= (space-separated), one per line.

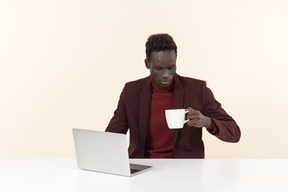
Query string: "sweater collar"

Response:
xmin=150 ymin=76 xmax=174 ymax=93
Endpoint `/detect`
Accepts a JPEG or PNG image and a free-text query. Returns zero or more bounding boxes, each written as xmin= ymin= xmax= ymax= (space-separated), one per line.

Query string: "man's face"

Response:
xmin=145 ymin=50 xmax=177 ymax=87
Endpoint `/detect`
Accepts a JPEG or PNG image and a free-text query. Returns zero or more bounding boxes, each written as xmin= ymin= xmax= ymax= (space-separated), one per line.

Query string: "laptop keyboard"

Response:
xmin=130 ymin=168 xmax=140 ymax=174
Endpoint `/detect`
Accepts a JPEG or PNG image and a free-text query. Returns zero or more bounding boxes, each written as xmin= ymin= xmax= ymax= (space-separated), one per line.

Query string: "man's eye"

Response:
xmin=169 ymin=65 xmax=175 ymax=70
xmin=155 ymin=68 xmax=161 ymax=71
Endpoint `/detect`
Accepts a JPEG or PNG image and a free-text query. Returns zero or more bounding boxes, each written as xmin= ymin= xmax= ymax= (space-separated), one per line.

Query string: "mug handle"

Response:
xmin=184 ymin=110 xmax=189 ymax=123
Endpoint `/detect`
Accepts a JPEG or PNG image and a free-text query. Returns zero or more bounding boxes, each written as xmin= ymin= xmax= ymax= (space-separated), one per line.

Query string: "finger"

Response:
xmin=187 ymin=111 xmax=201 ymax=118
xmin=187 ymin=118 xmax=206 ymax=128
xmin=187 ymin=119 xmax=202 ymax=128
xmin=186 ymin=107 xmax=196 ymax=112
xmin=186 ymin=107 xmax=191 ymax=111
xmin=187 ymin=111 xmax=198 ymax=117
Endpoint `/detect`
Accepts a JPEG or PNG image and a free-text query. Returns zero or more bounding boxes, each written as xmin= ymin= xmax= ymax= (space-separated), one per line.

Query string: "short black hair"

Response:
xmin=145 ymin=33 xmax=177 ymax=62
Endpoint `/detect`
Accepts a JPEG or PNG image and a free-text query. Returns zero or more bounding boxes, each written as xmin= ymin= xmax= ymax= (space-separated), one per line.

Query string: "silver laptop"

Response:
xmin=72 ymin=128 xmax=152 ymax=177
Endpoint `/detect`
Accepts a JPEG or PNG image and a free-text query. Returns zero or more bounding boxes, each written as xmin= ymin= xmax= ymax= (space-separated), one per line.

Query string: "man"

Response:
xmin=106 ymin=33 xmax=240 ymax=158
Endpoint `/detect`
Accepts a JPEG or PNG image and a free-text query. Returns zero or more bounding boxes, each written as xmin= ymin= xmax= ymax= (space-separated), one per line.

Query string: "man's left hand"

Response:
xmin=186 ymin=107 xmax=213 ymax=130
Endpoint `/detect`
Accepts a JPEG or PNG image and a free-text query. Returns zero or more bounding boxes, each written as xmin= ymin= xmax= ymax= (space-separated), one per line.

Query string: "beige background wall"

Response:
xmin=0 ymin=0 xmax=287 ymax=158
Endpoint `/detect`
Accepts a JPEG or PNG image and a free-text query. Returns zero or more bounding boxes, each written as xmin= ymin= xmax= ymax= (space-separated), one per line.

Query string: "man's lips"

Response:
xmin=160 ymin=80 xmax=171 ymax=85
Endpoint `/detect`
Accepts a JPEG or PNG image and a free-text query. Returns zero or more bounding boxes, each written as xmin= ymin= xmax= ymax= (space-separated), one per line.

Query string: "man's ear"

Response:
xmin=144 ymin=59 xmax=150 ymax=69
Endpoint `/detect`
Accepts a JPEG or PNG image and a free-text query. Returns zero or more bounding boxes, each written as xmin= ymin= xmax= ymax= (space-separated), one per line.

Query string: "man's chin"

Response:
xmin=158 ymin=80 xmax=171 ymax=87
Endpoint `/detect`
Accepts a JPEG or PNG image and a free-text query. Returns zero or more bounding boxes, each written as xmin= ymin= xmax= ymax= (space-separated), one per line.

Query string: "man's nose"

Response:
xmin=162 ymin=69 xmax=169 ymax=77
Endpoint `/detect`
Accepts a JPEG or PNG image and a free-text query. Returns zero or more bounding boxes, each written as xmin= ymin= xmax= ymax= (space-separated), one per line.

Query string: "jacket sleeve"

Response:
xmin=202 ymin=83 xmax=241 ymax=142
xmin=105 ymin=85 xmax=129 ymax=134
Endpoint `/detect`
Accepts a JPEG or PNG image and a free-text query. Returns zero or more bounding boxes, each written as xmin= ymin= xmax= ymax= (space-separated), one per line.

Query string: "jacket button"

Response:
xmin=221 ymin=134 xmax=226 ymax=139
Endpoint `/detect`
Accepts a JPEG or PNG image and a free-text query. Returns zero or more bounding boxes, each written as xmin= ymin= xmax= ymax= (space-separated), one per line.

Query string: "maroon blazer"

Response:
xmin=106 ymin=74 xmax=241 ymax=158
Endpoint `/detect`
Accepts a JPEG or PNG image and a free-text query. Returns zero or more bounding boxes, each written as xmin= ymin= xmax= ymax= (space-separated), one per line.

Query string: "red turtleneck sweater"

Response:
xmin=145 ymin=78 xmax=174 ymax=158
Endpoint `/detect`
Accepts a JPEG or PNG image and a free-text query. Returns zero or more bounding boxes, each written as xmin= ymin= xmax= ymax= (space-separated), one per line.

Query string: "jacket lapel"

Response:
xmin=139 ymin=77 xmax=152 ymax=152
xmin=172 ymin=74 xmax=185 ymax=145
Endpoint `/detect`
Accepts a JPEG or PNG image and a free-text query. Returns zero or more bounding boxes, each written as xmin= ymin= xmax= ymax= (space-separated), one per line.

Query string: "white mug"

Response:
xmin=165 ymin=109 xmax=189 ymax=129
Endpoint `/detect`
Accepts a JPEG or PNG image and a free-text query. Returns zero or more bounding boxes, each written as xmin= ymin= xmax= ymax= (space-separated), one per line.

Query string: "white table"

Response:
xmin=0 ymin=159 xmax=287 ymax=192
